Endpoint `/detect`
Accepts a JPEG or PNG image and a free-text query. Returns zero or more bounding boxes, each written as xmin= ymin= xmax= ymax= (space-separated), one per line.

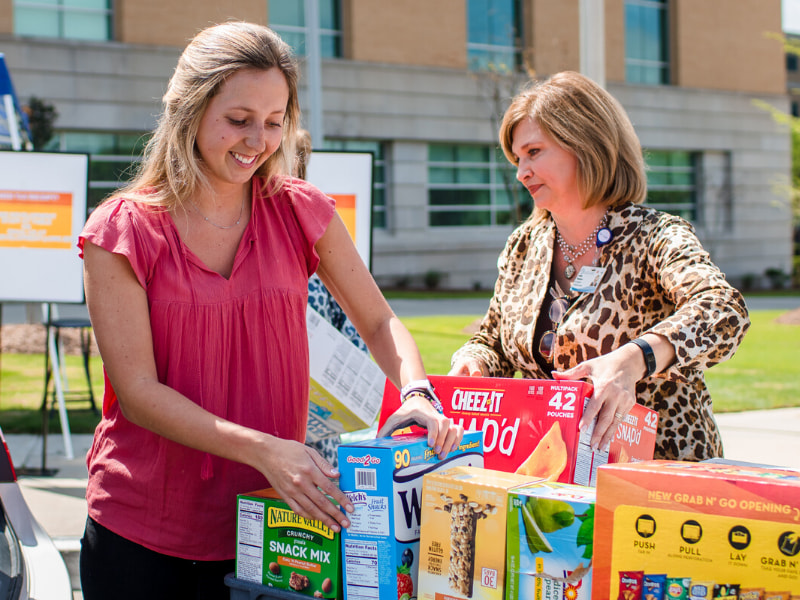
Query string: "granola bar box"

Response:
xmin=506 ymin=481 xmax=596 ymax=600
xmin=593 ymin=460 xmax=800 ymax=600
xmin=417 ymin=465 xmax=545 ymax=600
xmin=379 ymin=375 xmax=658 ymax=486
xmin=337 ymin=431 xmax=484 ymax=600
xmin=235 ymin=487 xmax=342 ymax=599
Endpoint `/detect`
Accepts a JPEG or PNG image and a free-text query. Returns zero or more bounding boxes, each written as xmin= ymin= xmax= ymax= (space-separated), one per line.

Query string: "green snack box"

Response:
xmin=236 ymin=488 xmax=342 ymax=599
xmin=506 ymin=481 xmax=596 ymax=600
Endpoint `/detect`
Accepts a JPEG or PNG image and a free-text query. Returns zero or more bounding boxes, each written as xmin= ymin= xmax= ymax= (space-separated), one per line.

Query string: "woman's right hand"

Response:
xmin=255 ymin=437 xmax=354 ymax=532
xmin=448 ymin=357 xmax=487 ymax=377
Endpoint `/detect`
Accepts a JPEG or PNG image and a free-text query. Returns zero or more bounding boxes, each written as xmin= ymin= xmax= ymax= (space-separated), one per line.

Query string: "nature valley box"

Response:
xmin=235 ymin=488 xmax=342 ymax=599
xmin=506 ymin=481 xmax=596 ymax=600
xmin=379 ymin=375 xmax=658 ymax=486
xmin=337 ymin=431 xmax=484 ymax=600
xmin=418 ymin=465 xmax=546 ymax=600
xmin=305 ymin=306 xmax=385 ymax=443
xmin=593 ymin=461 xmax=800 ymax=600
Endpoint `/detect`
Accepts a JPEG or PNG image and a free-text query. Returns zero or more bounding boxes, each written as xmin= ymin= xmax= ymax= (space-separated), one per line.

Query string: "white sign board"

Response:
xmin=305 ymin=151 xmax=374 ymax=270
xmin=0 ymin=151 xmax=89 ymax=302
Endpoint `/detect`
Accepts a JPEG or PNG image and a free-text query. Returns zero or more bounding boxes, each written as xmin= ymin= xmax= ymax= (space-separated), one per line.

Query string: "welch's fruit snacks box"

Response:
xmin=506 ymin=481 xmax=596 ymax=600
xmin=379 ymin=375 xmax=658 ymax=486
xmin=337 ymin=431 xmax=484 ymax=600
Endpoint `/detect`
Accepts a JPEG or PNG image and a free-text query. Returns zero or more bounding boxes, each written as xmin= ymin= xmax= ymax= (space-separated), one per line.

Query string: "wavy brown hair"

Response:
xmin=109 ymin=21 xmax=300 ymax=209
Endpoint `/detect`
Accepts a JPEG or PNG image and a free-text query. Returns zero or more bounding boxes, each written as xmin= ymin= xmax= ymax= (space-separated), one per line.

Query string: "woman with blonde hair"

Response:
xmin=451 ymin=71 xmax=749 ymax=462
xmin=79 ymin=22 xmax=460 ymax=598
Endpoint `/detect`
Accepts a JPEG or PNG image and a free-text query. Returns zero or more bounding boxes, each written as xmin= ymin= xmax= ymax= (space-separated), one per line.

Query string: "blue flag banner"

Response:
xmin=0 ymin=53 xmax=33 ymax=150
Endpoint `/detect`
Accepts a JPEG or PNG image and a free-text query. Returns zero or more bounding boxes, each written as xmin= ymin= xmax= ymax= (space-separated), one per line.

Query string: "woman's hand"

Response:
xmin=254 ymin=436 xmax=354 ymax=532
xmin=552 ymin=343 xmax=643 ymax=451
xmin=448 ymin=357 xmax=488 ymax=377
xmin=377 ymin=394 xmax=464 ymax=459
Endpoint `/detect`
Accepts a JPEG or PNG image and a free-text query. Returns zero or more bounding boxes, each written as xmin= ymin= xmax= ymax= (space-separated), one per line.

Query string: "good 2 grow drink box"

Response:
xmin=593 ymin=461 xmax=800 ymax=600
xmin=337 ymin=431 xmax=484 ymax=600
xmin=236 ymin=488 xmax=342 ymax=599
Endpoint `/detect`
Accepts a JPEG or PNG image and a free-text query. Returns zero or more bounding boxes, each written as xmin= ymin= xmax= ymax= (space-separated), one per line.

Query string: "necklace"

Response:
xmin=556 ymin=212 xmax=608 ymax=279
xmin=188 ymin=197 xmax=245 ymax=230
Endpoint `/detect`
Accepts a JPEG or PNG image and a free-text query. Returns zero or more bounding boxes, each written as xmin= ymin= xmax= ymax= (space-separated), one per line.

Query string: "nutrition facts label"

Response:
xmin=236 ymin=499 xmax=265 ymax=583
xmin=344 ymin=540 xmax=380 ymax=600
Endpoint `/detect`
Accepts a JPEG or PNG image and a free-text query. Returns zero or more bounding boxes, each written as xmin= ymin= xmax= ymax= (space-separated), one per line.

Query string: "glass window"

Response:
xmin=44 ymin=131 xmax=148 ymax=208
xmin=467 ymin=0 xmax=522 ymax=72
xmin=625 ymin=0 xmax=669 ymax=84
xmin=788 ymin=53 xmax=799 ymax=72
xmin=322 ymin=139 xmax=387 ymax=229
xmin=269 ymin=0 xmax=342 ymax=58
xmin=427 ymin=144 xmax=529 ymax=227
xmin=14 ymin=0 xmax=112 ymax=41
xmin=644 ymin=150 xmax=697 ymax=222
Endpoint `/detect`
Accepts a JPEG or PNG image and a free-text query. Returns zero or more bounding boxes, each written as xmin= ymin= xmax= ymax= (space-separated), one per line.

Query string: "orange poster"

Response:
xmin=330 ymin=194 xmax=357 ymax=243
xmin=0 ymin=189 xmax=74 ymax=249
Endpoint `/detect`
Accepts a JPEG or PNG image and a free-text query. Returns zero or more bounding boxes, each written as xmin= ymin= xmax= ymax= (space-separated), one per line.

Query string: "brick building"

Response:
xmin=0 ymin=0 xmax=792 ymax=289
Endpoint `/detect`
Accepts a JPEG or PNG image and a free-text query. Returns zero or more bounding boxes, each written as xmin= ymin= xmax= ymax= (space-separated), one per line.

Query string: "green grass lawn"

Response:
xmin=402 ymin=309 xmax=800 ymax=413
xmin=0 ymin=308 xmax=797 ymax=434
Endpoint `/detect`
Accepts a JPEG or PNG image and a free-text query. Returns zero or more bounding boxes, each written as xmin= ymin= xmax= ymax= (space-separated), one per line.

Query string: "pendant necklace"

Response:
xmin=556 ymin=211 xmax=609 ymax=279
xmin=188 ymin=196 xmax=245 ymax=230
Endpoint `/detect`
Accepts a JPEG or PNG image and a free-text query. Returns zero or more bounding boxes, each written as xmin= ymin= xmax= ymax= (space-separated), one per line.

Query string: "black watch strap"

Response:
xmin=631 ymin=338 xmax=657 ymax=377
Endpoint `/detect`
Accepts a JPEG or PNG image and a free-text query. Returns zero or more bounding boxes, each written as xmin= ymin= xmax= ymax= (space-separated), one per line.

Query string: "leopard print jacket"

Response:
xmin=451 ymin=203 xmax=750 ymax=461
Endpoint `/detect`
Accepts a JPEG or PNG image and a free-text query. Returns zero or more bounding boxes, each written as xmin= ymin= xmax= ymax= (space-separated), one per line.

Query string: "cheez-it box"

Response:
xmin=379 ymin=375 xmax=658 ymax=486
xmin=593 ymin=460 xmax=800 ymax=599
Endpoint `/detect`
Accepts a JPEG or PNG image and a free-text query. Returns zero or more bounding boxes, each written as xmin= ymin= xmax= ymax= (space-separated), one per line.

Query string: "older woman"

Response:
xmin=450 ymin=71 xmax=749 ymax=461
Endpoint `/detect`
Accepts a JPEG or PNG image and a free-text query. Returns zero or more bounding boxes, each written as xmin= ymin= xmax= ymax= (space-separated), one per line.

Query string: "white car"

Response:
xmin=0 ymin=429 xmax=72 ymax=599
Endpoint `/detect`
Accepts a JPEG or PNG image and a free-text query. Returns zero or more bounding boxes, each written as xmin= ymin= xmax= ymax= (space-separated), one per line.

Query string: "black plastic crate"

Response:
xmin=225 ymin=573 xmax=315 ymax=600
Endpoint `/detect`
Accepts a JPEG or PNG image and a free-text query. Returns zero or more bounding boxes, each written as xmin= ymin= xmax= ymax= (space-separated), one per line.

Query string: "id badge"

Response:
xmin=570 ymin=266 xmax=606 ymax=293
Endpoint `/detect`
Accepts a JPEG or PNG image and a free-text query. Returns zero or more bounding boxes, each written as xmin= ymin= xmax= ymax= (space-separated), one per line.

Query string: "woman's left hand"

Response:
xmin=552 ymin=343 xmax=643 ymax=451
xmin=377 ymin=394 xmax=464 ymax=459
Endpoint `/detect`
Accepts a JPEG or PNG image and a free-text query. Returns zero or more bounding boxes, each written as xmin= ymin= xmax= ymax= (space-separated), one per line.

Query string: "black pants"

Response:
xmin=80 ymin=517 xmax=234 ymax=600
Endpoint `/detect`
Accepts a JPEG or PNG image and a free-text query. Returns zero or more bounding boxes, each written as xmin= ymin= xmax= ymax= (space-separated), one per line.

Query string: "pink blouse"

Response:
xmin=78 ymin=177 xmax=335 ymax=560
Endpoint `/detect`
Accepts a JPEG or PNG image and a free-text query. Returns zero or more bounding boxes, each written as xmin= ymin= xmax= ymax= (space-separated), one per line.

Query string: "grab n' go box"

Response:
xmin=337 ymin=431 xmax=484 ymax=600
xmin=379 ymin=375 xmax=658 ymax=486
xmin=235 ymin=488 xmax=342 ymax=599
xmin=593 ymin=460 xmax=800 ymax=599
xmin=305 ymin=306 xmax=385 ymax=443
xmin=418 ymin=465 xmax=547 ymax=600
xmin=506 ymin=481 xmax=596 ymax=600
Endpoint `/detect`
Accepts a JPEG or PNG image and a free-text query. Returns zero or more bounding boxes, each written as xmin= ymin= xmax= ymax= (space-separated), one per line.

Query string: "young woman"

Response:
xmin=79 ymin=22 xmax=460 ymax=599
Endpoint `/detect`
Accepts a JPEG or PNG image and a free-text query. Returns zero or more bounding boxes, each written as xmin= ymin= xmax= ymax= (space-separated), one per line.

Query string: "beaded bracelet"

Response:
xmin=400 ymin=388 xmax=444 ymax=415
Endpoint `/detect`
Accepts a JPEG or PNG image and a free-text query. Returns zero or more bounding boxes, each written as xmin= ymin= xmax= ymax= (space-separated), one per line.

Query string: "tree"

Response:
xmin=23 ymin=96 xmax=58 ymax=150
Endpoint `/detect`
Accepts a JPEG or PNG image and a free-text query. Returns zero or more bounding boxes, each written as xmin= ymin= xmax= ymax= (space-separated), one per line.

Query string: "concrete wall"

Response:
xmin=673 ymin=0 xmax=785 ymax=94
xmin=346 ymin=0 xmax=466 ymax=68
xmin=117 ymin=0 xmax=266 ymax=47
xmin=0 ymin=0 xmax=11 ymax=35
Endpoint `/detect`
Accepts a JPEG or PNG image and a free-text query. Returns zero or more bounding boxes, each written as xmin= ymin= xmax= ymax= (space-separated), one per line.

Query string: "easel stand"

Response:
xmin=36 ymin=303 xmax=98 ymax=474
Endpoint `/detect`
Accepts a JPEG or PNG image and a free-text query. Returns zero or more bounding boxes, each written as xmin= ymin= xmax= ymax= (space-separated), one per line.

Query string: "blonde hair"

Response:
xmin=111 ymin=21 xmax=300 ymax=209
xmin=499 ymin=71 xmax=646 ymax=211
xmin=293 ymin=128 xmax=312 ymax=180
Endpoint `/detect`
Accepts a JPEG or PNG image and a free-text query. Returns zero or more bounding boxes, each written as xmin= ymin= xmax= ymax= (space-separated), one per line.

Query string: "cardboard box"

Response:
xmin=337 ymin=431 xmax=484 ymax=600
xmin=506 ymin=481 xmax=596 ymax=600
xmin=417 ymin=465 xmax=546 ymax=600
xmin=379 ymin=375 xmax=658 ymax=486
xmin=235 ymin=488 xmax=342 ymax=599
xmin=593 ymin=461 xmax=800 ymax=599
xmin=306 ymin=306 xmax=385 ymax=443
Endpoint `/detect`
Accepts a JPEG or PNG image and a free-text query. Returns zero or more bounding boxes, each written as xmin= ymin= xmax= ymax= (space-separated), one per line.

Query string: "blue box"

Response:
xmin=337 ymin=432 xmax=483 ymax=600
